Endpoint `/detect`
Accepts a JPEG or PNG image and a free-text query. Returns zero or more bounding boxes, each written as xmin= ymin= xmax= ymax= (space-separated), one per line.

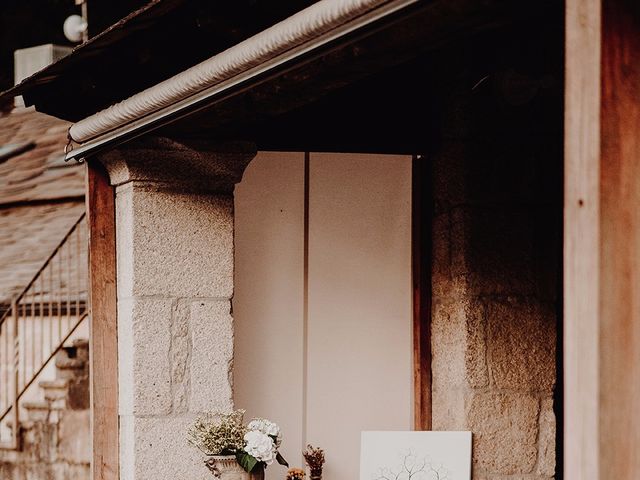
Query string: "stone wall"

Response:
xmin=100 ymin=139 xmax=256 ymax=480
xmin=0 ymin=410 xmax=91 ymax=480
xmin=0 ymin=340 xmax=91 ymax=480
xmin=429 ymin=38 xmax=562 ymax=479
xmin=116 ymin=183 xmax=236 ymax=480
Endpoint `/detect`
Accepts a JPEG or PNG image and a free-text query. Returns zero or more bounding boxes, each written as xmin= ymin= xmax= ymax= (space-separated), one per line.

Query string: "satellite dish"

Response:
xmin=63 ymin=15 xmax=88 ymax=43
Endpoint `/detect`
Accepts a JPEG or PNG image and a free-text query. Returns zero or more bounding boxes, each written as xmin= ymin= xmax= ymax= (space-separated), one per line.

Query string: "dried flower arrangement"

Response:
xmin=302 ymin=445 xmax=325 ymax=478
xmin=188 ymin=409 xmax=289 ymax=474
xmin=286 ymin=467 xmax=306 ymax=480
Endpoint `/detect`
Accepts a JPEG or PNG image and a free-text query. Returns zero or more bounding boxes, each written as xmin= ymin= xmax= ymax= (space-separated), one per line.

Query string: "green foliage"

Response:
xmin=236 ymin=451 xmax=259 ymax=473
xmin=276 ymin=452 xmax=289 ymax=467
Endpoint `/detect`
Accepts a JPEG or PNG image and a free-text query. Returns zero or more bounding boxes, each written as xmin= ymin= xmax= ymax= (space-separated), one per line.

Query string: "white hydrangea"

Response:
xmin=247 ymin=418 xmax=282 ymax=447
xmin=244 ymin=430 xmax=276 ymax=465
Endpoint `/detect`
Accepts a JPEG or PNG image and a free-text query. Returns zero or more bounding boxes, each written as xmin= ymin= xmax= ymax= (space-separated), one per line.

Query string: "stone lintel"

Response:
xmin=96 ymin=136 xmax=257 ymax=193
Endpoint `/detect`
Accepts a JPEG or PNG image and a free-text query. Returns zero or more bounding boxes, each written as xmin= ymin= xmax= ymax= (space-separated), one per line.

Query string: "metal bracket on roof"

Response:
xmin=63 ymin=131 xmax=84 ymax=163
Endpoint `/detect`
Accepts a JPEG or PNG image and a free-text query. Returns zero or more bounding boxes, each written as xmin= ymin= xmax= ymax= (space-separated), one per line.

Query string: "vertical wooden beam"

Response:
xmin=412 ymin=155 xmax=432 ymax=430
xmin=86 ymin=160 xmax=119 ymax=480
xmin=565 ymin=0 xmax=640 ymax=478
xmin=564 ymin=1 xmax=601 ymax=478
xmin=599 ymin=1 xmax=640 ymax=477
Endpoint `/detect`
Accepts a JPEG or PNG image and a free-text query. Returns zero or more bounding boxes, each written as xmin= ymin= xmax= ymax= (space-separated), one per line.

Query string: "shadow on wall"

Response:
xmin=429 ymin=16 xmax=563 ymax=480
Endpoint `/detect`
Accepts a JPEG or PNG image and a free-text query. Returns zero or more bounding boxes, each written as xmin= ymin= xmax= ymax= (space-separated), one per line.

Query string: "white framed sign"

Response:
xmin=360 ymin=431 xmax=472 ymax=480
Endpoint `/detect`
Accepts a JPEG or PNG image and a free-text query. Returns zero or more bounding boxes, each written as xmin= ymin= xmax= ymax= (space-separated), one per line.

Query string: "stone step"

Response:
xmin=54 ymin=357 xmax=85 ymax=370
xmin=39 ymin=379 xmax=69 ymax=400
xmin=39 ymin=379 xmax=70 ymax=410
xmin=22 ymin=400 xmax=50 ymax=422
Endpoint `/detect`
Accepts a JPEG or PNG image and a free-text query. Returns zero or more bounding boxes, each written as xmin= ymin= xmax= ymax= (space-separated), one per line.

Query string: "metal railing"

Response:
xmin=0 ymin=213 xmax=88 ymax=449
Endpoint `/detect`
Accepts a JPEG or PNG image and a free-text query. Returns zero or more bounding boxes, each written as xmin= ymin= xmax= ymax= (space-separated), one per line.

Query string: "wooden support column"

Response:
xmin=412 ymin=155 xmax=432 ymax=431
xmin=565 ymin=0 xmax=640 ymax=478
xmin=599 ymin=0 xmax=640 ymax=476
xmin=86 ymin=161 xmax=119 ymax=480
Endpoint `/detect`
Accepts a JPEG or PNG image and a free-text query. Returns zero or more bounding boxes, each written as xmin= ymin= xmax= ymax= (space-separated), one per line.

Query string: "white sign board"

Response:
xmin=360 ymin=431 xmax=472 ymax=480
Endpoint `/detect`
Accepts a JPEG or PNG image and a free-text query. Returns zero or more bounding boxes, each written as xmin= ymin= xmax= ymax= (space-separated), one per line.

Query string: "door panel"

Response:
xmin=234 ymin=152 xmax=306 ymax=470
xmin=307 ymin=153 xmax=412 ymax=480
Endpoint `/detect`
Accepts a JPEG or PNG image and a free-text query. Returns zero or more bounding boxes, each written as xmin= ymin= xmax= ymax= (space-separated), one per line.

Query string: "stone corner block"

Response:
xmin=189 ymin=300 xmax=234 ymax=413
xmin=116 ymin=185 xmax=235 ymax=298
xmin=487 ymin=298 xmax=556 ymax=392
xmin=537 ymin=398 xmax=556 ymax=477
xmin=121 ymin=415 xmax=211 ymax=480
xmin=466 ymin=392 xmax=540 ymax=475
xmin=431 ymin=387 xmax=466 ymax=431
xmin=432 ymin=300 xmax=489 ymax=390
xmin=99 ymin=137 xmax=257 ymax=193
xmin=118 ymin=297 xmax=173 ymax=416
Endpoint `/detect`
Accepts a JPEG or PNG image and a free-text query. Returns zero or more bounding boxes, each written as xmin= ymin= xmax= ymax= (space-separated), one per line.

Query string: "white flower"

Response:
xmin=244 ymin=430 xmax=276 ymax=465
xmin=248 ymin=418 xmax=280 ymax=439
xmin=247 ymin=419 xmax=265 ymax=432
xmin=264 ymin=422 xmax=279 ymax=437
xmin=247 ymin=418 xmax=282 ymax=448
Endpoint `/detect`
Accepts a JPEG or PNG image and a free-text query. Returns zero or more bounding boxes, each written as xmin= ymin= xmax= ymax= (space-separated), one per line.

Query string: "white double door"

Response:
xmin=234 ymin=152 xmax=413 ymax=480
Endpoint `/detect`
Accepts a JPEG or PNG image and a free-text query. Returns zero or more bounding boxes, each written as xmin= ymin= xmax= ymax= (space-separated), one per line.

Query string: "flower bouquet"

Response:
xmin=188 ymin=410 xmax=288 ymax=479
xmin=286 ymin=468 xmax=306 ymax=480
xmin=303 ymin=445 xmax=325 ymax=480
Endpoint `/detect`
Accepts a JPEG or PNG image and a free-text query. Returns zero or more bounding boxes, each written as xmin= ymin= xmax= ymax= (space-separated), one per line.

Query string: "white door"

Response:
xmin=234 ymin=152 xmax=412 ymax=480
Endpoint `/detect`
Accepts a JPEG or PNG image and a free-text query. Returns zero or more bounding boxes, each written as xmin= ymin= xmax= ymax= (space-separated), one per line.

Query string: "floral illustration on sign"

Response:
xmin=373 ymin=450 xmax=449 ymax=480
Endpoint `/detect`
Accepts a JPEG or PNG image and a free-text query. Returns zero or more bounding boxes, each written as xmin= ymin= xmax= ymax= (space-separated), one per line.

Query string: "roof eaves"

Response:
xmin=64 ymin=0 xmax=421 ymax=162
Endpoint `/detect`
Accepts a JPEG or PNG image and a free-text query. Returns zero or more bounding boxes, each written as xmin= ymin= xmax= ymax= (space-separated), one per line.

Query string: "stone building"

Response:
xmin=0 ymin=1 xmax=637 ymax=480
xmin=0 ymin=107 xmax=90 ymax=478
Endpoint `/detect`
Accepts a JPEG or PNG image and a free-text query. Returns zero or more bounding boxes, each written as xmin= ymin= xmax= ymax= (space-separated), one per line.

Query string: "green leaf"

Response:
xmin=276 ymin=452 xmax=289 ymax=467
xmin=236 ymin=452 xmax=259 ymax=473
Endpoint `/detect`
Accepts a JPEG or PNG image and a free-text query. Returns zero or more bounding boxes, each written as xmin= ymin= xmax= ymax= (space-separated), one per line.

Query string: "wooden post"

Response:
xmin=565 ymin=0 xmax=640 ymax=478
xmin=599 ymin=0 xmax=640 ymax=476
xmin=412 ymin=155 xmax=432 ymax=430
xmin=86 ymin=161 xmax=119 ymax=480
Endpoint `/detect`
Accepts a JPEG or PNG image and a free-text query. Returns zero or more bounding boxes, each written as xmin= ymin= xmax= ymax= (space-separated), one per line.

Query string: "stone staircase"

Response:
xmin=0 ymin=339 xmax=90 ymax=480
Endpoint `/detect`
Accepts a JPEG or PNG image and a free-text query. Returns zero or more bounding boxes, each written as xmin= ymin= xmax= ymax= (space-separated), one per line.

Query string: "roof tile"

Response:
xmin=0 ymin=107 xmax=86 ymax=303
xmin=0 ymin=107 xmax=84 ymax=205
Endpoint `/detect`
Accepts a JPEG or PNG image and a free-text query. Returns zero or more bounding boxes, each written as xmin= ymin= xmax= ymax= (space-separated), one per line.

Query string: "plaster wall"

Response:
xmin=234 ymin=152 xmax=413 ymax=480
xmin=306 ymin=153 xmax=413 ymax=479
xmin=233 ymin=152 xmax=306 ymax=472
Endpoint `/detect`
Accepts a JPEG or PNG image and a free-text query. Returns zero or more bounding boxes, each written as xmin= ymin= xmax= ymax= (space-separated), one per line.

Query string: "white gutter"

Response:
xmin=66 ymin=0 xmax=420 ymax=159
